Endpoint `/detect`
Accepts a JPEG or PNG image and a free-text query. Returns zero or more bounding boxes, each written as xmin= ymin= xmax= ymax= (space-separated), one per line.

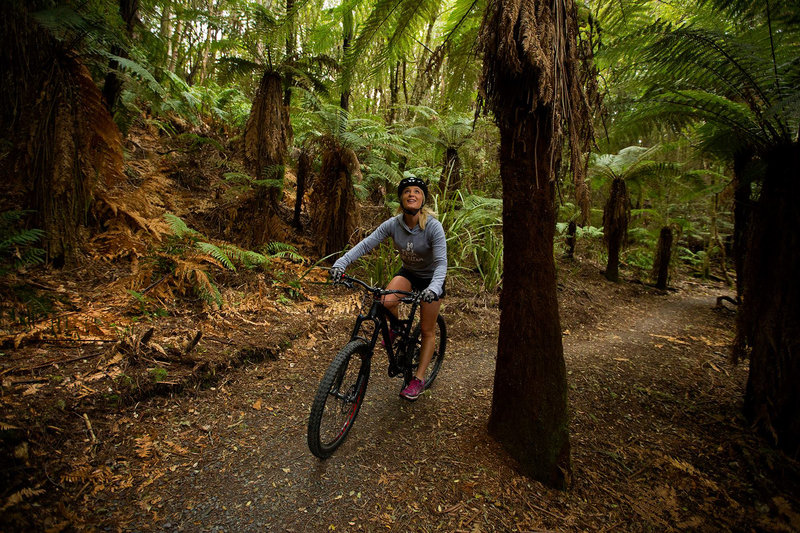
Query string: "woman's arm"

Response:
xmin=427 ymin=220 xmax=448 ymax=296
xmin=331 ymin=217 xmax=396 ymax=270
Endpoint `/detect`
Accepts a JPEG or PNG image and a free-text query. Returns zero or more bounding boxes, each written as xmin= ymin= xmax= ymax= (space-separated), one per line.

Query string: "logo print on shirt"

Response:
xmin=400 ymin=239 xmax=423 ymax=264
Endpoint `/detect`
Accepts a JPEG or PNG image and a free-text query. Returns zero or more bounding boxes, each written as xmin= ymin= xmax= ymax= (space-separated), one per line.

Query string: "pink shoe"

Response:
xmin=400 ymin=377 xmax=425 ymax=401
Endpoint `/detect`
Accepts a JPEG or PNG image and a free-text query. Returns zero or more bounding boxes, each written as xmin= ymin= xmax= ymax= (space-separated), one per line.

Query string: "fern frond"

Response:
xmin=102 ymin=53 xmax=165 ymax=97
xmin=195 ymin=242 xmax=235 ymax=271
xmin=266 ymin=242 xmax=304 ymax=263
xmin=163 ymin=213 xmax=201 ymax=239
xmin=218 ymin=243 xmax=268 ymax=268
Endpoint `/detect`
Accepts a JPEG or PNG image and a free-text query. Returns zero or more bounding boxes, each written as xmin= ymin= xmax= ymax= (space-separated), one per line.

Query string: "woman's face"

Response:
xmin=401 ymin=186 xmax=424 ymax=211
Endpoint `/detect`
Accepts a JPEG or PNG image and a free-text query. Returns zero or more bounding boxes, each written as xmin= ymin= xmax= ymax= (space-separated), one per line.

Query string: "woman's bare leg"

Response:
xmin=415 ymin=299 xmax=442 ymax=381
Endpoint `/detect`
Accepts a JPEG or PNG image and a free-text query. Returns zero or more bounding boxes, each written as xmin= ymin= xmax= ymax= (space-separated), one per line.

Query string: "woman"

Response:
xmin=330 ymin=176 xmax=447 ymax=400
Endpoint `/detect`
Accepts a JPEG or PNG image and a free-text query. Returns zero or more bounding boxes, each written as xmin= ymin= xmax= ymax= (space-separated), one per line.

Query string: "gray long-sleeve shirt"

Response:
xmin=332 ymin=215 xmax=448 ymax=296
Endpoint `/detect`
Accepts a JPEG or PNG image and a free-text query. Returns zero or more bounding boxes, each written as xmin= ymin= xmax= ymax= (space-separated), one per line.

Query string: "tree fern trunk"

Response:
xmin=440 ymin=148 xmax=462 ymax=196
xmin=736 ymin=143 xmax=800 ymax=457
xmin=489 ymin=109 xmax=570 ymax=490
xmin=564 ymin=220 xmax=577 ymax=259
xmin=602 ymin=177 xmax=629 ymax=282
xmin=102 ymin=0 xmax=139 ymax=114
xmin=732 ymin=151 xmax=753 ymax=300
xmin=652 ymin=226 xmax=673 ymax=289
xmin=294 ymin=147 xmax=312 ymax=229
xmin=244 ymin=71 xmax=287 ymax=245
xmin=479 ymin=0 xmax=583 ymax=490
xmin=1 ymin=3 xmax=123 ymax=266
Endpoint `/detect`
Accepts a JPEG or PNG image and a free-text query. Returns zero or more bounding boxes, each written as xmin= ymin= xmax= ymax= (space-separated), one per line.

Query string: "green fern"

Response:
xmin=195 ymin=242 xmax=236 ymax=271
xmin=219 ymin=244 xmax=268 ymax=269
xmin=265 ymin=242 xmax=304 ymax=263
xmin=102 ymin=53 xmax=165 ymax=97
xmin=0 ymin=211 xmax=46 ymax=275
xmin=163 ymin=213 xmax=202 ymax=239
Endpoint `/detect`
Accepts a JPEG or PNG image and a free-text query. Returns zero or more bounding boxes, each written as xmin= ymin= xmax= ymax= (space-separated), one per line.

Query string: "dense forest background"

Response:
xmin=1 ymin=0 xmax=799 ymax=529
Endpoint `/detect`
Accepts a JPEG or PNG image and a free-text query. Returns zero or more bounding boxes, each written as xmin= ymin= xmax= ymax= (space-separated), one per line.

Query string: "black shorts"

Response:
xmin=395 ymin=267 xmax=446 ymax=300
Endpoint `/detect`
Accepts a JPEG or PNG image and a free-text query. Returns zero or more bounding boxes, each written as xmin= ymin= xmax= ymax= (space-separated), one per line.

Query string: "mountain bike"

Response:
xmin=307 ymin=274 xmax=447 ymax=459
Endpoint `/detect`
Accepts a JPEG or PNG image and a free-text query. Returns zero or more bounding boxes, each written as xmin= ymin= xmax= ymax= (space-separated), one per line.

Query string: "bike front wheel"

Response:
xmin=308 ymin=339 xmax=371 ymax=459
xmin=408 ymin=314 xmax=447 ymax=389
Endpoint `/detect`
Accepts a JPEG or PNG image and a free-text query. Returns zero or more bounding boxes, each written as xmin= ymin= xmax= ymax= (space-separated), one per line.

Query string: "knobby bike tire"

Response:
xmin=408 ymin=314 xmax=447 ymax=389
xmin=307 ymin=339 xmax=371 ymax=459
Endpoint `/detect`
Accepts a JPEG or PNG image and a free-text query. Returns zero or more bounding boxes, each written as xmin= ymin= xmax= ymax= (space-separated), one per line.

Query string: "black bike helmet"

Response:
xmin=397 ymin=175 xmax=428 ymax=200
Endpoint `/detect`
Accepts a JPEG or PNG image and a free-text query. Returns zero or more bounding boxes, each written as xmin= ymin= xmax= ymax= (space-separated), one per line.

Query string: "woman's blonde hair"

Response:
xmin=396 ymin=205 xmax=436 ymax=229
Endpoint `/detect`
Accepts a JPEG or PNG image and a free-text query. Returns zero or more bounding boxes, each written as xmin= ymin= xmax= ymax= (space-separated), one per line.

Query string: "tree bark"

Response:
xmin=309 ymin=142 xmax=360 ymax=257
xmin=440 ymin=147 xmax=462 ymax=196
xmin=102 ymin=0 xmax=139 ymax=115
xmin=602 ymin=177 xmax=629 ymax=282
xmin=294 ymin=146 xmax=312 ymax=229
xmin=479 ymin=0 xmax=587 ymax=490
xmin=732 ymin=151 xmax=753 ymax=300
xmin=340 ymin=10 xmax=353 ymax=112
xmin=243 ymin=71 xmax=287 ymax=245
xmin=736 ymin=142 xmax=800 ymax=457
xmin=489 ymin=109 xmax=569 ymax=489
xmin=1 ymin=3 xmax=123 ymax=266
xmin=652 ymin=226 xmax=672 ymax=289
xmin=564 ymin=220 xmax=576 ymax=259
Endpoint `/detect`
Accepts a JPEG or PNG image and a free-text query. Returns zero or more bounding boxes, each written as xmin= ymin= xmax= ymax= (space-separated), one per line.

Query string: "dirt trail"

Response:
xmin=59 ymin=280 xmax=800 ymax=532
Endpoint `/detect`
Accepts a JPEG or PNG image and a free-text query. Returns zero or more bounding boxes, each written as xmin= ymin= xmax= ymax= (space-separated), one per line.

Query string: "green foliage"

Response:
xmin=264 ymin=242 xmax=305 ymax=263
xmin=436 ymin=192 xmax=504 ymax=291
xmin=351 ymin=241 xmax=403 ymax=288
xmin=0 ymin=211 xmax=45 ymax=276
xmin=149 ymin=367 xmax=168 ymax=383
xmin=145 ymin=213 xmax=269 ymax=308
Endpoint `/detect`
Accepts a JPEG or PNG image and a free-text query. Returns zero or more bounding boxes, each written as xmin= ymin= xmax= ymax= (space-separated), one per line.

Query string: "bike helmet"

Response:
xmin=397 ymin=175 xmax=428 ymax=200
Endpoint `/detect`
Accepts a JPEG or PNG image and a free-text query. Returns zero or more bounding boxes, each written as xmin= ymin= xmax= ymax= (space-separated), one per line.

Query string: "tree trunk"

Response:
xmin=283 ymin=0 xmax=295 ymax=147
xmin=440 ymin=147 xmax=462 ymax=196
xmin=168 ymin=18 xmax=183 ymax=73
xmin=309 ymin=142 xmax=360 ymax=257
xmin=564 ymin=220 xmax=576 ymax=259
xmin=489 ymin=109 xmax=570 ymax=489
xmin=159 ymin=4 xmax=171 ymax=64
xmin=602 ymin=177 xmax=629 ymax=282
xmin=652 ymin=226 xmax=672 ymax=289
xmin=736 ymin=142 xmax=800 ymax=457
xmin=1 ymin=3 xmax=123 ymax=266
xmin=340 ymin=10 xmax=353 ymax=112
xmin=732 ymin=151 xmax=753 ymax=300
xmin=243 ymin=71 xmax=287 ymax=245
xmin=294 ymin=146 xmax=312 ymax=229
xmin=102 ymin=0 xmax=139 ymax=115
xmin=479 ymin=0 xmax=588 ymax=490
xmin=388 ymin=62 xmax=400 ymax=124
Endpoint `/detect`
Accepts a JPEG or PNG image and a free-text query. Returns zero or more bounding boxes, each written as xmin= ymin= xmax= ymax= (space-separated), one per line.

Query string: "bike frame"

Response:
xmin=339 ymin=277 xmax=420 ymax=379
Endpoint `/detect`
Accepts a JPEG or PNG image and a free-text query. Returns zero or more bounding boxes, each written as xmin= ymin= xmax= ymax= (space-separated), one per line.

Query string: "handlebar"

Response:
xmin=331 ymin=272 xmax=419 ymax=303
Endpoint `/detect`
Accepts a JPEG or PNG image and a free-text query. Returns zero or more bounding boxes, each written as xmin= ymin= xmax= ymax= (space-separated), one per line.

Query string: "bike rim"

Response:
xmin=319 ymin=357 xmax=365 ymax=448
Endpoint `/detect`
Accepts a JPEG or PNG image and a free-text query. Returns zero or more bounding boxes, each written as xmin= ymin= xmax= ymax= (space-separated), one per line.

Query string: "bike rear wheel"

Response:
xmin=407 ymin=314 xmax=447 ymax=389
xmin=308 ymin=340 xmax=371 ymax=459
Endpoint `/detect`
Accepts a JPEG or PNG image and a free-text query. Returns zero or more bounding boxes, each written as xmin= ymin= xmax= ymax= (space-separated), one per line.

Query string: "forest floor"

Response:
xmin=3 ymin=257 xmax=800 ymax=532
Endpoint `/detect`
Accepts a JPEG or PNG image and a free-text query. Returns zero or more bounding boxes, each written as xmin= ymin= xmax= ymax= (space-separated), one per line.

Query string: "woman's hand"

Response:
xmin=420 ymin=288 xmax=437 ymax=303
xmin=330 ymin=267 xmax=345 ymax=282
